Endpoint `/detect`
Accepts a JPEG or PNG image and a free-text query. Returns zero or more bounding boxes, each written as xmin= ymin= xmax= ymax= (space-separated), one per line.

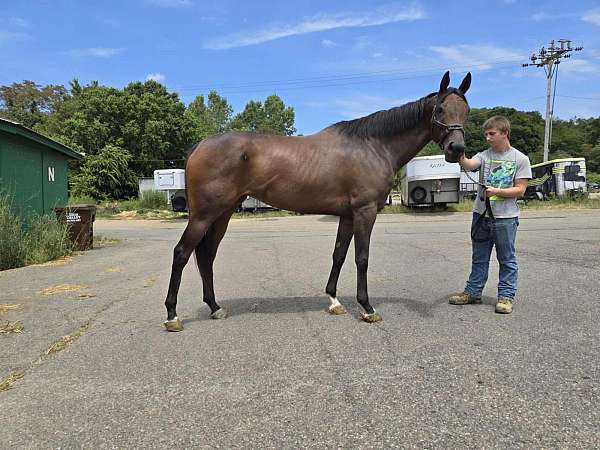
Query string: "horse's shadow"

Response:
xmin=181 ymin=293 xmax=496 ymax=325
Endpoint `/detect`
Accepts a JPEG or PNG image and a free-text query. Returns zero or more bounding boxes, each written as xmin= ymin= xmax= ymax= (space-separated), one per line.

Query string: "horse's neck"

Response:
xmin=381 ymin=123 xmax=433 ymax=173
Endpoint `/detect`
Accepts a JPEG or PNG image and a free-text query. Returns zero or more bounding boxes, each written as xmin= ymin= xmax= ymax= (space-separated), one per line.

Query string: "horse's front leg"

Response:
xmin=325 ymin=216 xmax=353 ymax=315
xmin=352 ymin=204 xmax=382 ymax=323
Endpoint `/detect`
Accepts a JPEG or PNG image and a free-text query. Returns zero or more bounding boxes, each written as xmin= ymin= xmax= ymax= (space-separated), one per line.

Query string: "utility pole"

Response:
xmin=523 ymin=39 xmax=583 ymax=161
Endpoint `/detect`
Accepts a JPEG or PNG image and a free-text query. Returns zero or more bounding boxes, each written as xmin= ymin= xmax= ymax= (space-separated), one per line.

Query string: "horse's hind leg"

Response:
xmin=325 ymin=216 xmax=353 ymax=315
xmin=352 ymin=204 xmax=382 ymax=323
xmin=195 ymin=208 xmax=235 ymax=319
xmin=164 ymin=218 xmax=213 ymax=331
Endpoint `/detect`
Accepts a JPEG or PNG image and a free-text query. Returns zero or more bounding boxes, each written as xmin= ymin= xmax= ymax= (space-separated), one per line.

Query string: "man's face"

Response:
xmin=484 ymin=127 xmax=509 ymax=149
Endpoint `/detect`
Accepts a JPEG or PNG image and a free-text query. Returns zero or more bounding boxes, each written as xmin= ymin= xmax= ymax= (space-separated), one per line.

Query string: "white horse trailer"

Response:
xmin=400 ymin=155 xmax=461 ymax=207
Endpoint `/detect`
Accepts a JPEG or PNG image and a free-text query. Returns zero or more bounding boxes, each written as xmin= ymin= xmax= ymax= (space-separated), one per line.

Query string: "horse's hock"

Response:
xmin=54 ymin=204 xmax=97 ymax=251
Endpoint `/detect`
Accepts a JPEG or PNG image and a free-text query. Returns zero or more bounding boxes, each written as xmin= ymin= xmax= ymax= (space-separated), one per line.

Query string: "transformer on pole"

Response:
xmin=522 ymin=39 xmax=583 ymax=162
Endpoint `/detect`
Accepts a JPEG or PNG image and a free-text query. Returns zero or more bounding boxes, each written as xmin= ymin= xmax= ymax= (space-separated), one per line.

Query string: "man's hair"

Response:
xmin=482 ymin=115 xmax=511 ymax=135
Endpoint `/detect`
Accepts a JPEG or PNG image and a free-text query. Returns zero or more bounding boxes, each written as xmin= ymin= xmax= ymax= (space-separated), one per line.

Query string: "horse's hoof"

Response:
xmin=163 ymin=318 xmax=184 ymax=332
xmin=328 ymin=304 xmax=347 ymax=315
xmin=361 ymin=312 xmax=383 ymax=323
xmin=210 ymin=308 xmax=228 ymax=320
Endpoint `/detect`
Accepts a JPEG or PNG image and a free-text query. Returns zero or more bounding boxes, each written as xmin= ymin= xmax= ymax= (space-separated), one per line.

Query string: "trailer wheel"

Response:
xmin=171 ymin=194 xmax=187 ymax=212
xmin=410 ymin=186 xmax=427 ymax=204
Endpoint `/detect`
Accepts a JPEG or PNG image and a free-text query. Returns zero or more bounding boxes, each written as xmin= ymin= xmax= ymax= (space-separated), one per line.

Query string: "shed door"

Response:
xmin=42 ymin=152 xmax=68 ymax=213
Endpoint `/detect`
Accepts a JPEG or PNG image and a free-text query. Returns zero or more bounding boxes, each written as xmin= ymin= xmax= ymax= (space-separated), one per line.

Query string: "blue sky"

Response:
xmin=1 ymin=0 xmax=600 ymax=135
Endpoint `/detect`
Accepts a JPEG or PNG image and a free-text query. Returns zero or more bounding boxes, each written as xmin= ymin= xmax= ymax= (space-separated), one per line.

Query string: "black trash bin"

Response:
xmin=54 ymin=205 xmax=97 ymax=250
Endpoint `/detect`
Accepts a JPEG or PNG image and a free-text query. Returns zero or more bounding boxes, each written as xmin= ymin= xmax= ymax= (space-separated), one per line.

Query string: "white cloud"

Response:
xmin=582 ymin=8 xmax=600 ymax=25
xmin=557 ymin=59 xmax=598 ymax=74
xmin=146 ymin=73 xmax=166 ymax=82
xmin=321 ymin=39 xmax=338 ymax=48
xmin=307 ymin=93 xmax=411 ymax=120
xmin=8 ymin=17 xmax=28 ymax=27
xmin=0 ymin=31 xmax=30 ymax=44
xmin=65 ymin=47 xmax=125 ymax=58
xmin=204 ymin=3 xmax=426 ymax=50
xmin=429 ymin=44 xmax=524 ymax=70
xmin=148 ymin=0 xmax=193 ymax=7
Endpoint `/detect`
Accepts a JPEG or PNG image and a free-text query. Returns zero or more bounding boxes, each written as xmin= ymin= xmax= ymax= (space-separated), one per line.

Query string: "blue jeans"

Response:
xmin=465 ymin=212 xmax=519 ymax=300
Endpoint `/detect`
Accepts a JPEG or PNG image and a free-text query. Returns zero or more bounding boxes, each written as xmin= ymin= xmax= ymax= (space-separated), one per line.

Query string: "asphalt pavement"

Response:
xmin=1 ymin=209 xmax=599 ymax=449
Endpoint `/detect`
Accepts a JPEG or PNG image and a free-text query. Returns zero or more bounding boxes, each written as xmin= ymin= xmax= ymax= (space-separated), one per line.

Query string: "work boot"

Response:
xmin=448 ymin=292 xmax=482 ymax=305
xmin=495 ymin=297 xmax=514 ymax=314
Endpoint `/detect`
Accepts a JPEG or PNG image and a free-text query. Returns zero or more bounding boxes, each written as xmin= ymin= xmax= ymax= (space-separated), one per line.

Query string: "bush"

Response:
xmin=24 ymin=215 xmax=72 ymax=265
xmin=0 ymin=195 xmax=26 ymax=270
xmin=138 ymin=190 xmax=168 ymax=210
xmin=0 ymin=193 xmax=72 ymax=270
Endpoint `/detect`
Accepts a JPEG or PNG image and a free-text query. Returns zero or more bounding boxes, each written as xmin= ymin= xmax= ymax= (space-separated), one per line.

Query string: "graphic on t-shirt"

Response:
xmin=485 ymin=160 xmax=516 ymax=201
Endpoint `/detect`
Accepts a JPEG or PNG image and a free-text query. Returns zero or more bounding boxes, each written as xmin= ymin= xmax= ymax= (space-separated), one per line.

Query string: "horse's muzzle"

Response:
xmin=445 ymin=142 xmax=465 ymax=163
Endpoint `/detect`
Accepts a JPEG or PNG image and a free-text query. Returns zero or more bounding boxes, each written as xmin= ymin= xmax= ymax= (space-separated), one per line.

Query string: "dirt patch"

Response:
xmin=37 ymin=255 xmax=75 ymax=267
xmin=106 ymin=267 xmax=124 ymax=273
xmin=143 ymin=275 xmax=158 ymax=287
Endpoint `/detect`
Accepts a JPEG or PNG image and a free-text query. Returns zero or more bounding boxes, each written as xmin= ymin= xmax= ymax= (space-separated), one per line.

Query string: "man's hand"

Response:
xmin=486 ymin=186 xmax=501 ymax=197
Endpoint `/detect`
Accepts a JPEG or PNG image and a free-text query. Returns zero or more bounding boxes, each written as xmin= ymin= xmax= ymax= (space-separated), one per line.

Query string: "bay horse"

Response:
xmin=164 ymin=71 xmax=471 ymax=331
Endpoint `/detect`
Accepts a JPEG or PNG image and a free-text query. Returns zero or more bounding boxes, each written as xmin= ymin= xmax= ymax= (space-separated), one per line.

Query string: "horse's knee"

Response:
xmin=355 ymin=256 xmax=368 ymax=272
xmin=172 ymin=243 xmax=189 ymax=268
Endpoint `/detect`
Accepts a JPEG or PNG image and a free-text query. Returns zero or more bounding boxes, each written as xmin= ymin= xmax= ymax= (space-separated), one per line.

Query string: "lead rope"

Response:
xmin=461 ymin=165 xmax=494 ymax=240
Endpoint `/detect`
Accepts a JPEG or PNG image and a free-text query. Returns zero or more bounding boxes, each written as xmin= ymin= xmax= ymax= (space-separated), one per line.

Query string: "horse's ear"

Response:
xmin=439 ymin=71 xmax=450 ymax=94
xmin=458 ymin=72 xmax=472 ymax=94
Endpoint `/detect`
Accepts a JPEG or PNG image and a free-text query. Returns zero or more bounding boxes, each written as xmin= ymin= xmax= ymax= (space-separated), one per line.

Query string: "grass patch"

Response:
xmin=1 ymin=193 xmax=73 ymax=270
xmin=0 ymin=321 xmax=24 ymax=334
xmin=0 ymin=304 xmax=21 ymax=315
xmin=521 ymin=196 xmax=600 ymax=210
xmin=39 ymin=284 xmax=87 ymax=296
xmin=0 ymin=370 xmax=25 ymax=392
xmin=46 ymin=321 xmax=91 ymax=355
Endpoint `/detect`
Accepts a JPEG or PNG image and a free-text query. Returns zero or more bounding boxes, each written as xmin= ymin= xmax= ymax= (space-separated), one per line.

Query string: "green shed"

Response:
xmin=0 ymin=118 xmax=83 ymax=221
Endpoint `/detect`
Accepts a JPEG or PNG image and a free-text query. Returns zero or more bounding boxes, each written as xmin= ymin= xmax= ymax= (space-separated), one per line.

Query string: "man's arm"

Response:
xmin=486 ymin=178 xmax=528 ymax=198
xmin=459 ymin=154 xmax=482 ymax=171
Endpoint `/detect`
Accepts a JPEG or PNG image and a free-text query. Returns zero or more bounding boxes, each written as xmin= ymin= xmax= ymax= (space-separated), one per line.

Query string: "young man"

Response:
xmin=449 ymin=116 xmax=532 ymax=314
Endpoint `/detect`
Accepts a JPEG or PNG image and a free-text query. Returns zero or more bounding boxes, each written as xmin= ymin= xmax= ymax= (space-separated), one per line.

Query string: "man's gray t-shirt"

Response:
xmin=472 ymin=147 xmax=532 ymax=218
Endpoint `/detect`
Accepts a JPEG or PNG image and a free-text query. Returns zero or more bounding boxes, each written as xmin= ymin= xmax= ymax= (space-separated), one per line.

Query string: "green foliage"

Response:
xmin=465 ymin=107 xmax=544 ymax=157
xmin=138 ymin=190 xmax=168 ymax=210
xmin=0 ymin=80 xmax=67 ymax=129
xmin=70 ymin=145 xmax=138 ymax=200
xmin=24 ymin=215 xmax=72 ymax=265
xmin=1 ymin=193 xmax=71 ymax=270
xmin=41 ymin=79 xmax=194 ymax=176
xmin=587 ymin=172 xmax=600 ymax=184
xmin=186 ymin=90 xmax=233 ymax=141
xmin=230 ymin=95 xmax=296 ymax=135
xmin=0 ymin=194 xmax=26 ymax=270
xmin=417 ymin=141 xmax=442 ymax=157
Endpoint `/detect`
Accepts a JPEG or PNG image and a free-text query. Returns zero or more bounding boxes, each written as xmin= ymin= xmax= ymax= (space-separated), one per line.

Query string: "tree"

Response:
xmin=70 ymin=145 xmax=138 ymax=200
xmin=0 ymin=80 xmax=68 ymax=129
xmin=231 ymin=95 xmax=296 ymax=135
xmin=185 ymin=90 xmax=233 ymax=141
xmin=43 ymin=80 xmax=194 ymax=176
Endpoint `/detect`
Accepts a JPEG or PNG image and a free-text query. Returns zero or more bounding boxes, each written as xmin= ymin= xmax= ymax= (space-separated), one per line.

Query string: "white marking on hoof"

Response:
xmin=164 ymin=316 xmax=179 ymax=323
xmin=328 ymin=296 xmax=347 ymax=315
xmin=210 ymin=308 xmax=228 ymax=319
xmin=361 ymin=310 xmax=383 ymax=323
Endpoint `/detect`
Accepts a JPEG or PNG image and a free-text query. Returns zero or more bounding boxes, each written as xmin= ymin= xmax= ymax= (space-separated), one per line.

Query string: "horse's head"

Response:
xmin=430 ymin=71 xmax=471 ymax=163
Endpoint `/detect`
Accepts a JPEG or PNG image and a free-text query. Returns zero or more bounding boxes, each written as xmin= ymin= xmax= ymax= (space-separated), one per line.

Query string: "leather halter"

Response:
xmin=430 ymin=89 xmax=467 ymax=149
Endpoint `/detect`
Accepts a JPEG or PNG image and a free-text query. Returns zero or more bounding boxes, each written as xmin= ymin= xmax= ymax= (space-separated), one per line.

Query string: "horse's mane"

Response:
xmin=328 ymin=92 xmax=436 ymax=140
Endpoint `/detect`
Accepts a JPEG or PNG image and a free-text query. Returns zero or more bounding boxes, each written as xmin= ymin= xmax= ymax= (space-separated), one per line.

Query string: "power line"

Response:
xmin=171 ymin=57 xmax=525 ymax=94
